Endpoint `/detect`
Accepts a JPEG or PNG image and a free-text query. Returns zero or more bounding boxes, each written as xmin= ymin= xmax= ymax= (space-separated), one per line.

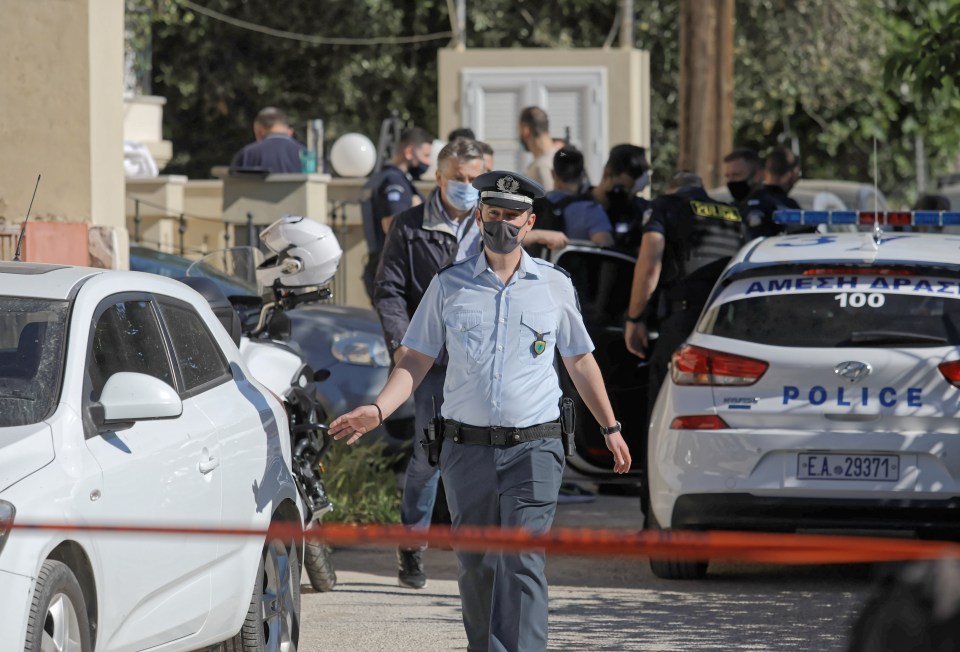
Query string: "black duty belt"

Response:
xmin=443 ymin=419 xmax=562 ymax=446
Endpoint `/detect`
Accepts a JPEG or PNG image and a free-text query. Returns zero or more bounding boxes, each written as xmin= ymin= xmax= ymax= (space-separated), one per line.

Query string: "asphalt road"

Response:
xmin=298 ymin=487 xmax=879 ymax=651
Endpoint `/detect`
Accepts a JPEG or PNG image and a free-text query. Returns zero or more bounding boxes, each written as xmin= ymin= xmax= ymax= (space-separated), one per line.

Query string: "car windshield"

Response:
xmin=130 ymin=246 xmax=260 ymax=297
xmin=699 ymin=276 xmax=960 ymax=348
xmin=0 ymin=297 xmax=70 ymax=427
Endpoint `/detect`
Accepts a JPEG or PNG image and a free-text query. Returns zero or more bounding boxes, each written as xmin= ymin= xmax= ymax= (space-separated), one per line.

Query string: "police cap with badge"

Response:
xmin=472 ymin=170 xmax=545 ymax=211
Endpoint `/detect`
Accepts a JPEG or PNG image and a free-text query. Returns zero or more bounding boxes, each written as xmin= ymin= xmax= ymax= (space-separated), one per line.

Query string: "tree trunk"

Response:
xmin=678 ymin=0 xmax=734 ymax=189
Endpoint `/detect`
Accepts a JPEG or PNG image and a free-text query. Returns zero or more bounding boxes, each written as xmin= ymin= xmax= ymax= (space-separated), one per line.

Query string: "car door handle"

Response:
xmin=198 ymin=456 xmax=220 ymax=474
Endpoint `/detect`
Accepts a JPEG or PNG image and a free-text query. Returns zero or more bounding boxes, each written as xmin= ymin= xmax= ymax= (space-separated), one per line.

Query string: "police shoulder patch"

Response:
xmin=533 ymin=259 xmax=571 ymax=278
xmin=437 ymin=256 xmax=472 ymax=275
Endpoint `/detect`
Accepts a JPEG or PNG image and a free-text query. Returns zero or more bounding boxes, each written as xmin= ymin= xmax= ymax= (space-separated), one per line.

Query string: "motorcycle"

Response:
xmin=185 ymin=216 xmax=344 ymax=592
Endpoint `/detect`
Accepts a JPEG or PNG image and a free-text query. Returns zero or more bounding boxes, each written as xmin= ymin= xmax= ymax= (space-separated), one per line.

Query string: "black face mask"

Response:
xmin=518 ymin=135 xmax=530 ymax=153
xmin=606 ymin=185 xmax=633 ymax=222
xmin=479 ymin=218 xmax=524 ymax=254
xmin=727 ymin=180 xmax=752 ymax=202
xmin=410 ymin=160 xmax=430 ymax=180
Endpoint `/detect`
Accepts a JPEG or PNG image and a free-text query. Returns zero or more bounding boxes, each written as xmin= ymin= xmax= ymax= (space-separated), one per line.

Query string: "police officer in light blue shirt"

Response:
xmin=332 ymin=170 xmax=632 ymax=652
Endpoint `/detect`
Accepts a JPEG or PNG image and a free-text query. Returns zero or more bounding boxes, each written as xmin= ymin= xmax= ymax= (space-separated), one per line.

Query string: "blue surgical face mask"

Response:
xmin=445 ymin=179 xmax=480 ymax=211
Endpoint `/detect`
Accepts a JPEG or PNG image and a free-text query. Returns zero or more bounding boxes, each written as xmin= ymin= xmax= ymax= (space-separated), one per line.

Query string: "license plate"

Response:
xmin=797 ymin=453 xmax=900 ymax=481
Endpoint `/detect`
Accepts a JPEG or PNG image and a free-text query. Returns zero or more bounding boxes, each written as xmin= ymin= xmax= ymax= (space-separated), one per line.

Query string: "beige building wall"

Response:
xmin=438 ymin=48 xmax=650 ymax=153
xmin=0 ymin=0 xmax=125 ymax=236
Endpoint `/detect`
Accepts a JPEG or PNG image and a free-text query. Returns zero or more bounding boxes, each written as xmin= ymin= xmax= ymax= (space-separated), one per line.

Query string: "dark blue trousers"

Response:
xmin=440 ymin=437 xmax=564 ymax=652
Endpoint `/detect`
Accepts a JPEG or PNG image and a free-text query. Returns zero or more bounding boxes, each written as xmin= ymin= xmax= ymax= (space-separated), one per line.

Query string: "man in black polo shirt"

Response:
xmin=230 ymin=107 xmax=305 ymax=174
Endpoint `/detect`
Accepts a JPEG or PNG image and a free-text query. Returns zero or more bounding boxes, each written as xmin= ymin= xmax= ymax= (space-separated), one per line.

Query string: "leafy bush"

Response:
xmin=322 ymin=439 xmax=403 ymax=525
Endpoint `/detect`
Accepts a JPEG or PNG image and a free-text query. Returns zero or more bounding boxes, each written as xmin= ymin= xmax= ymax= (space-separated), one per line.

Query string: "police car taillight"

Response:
xmin=669 ymin=415 xmax=729 ymax=430
xmin=938 ymin=361 xmax=960 ymax=388
xmin=671 ymin=344 xmax=768 ymax=386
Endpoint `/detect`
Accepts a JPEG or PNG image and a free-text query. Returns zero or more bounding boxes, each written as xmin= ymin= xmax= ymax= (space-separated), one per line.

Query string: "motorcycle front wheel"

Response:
xmin=303 ymin=533 xmax=337 ymax=592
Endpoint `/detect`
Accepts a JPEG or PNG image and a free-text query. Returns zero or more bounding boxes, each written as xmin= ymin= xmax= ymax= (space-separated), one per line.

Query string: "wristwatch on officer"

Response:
xmin=599 ymin=421 xmax=622 ymax=436
xmin=625 ymin=308 xmax=647 ymax=323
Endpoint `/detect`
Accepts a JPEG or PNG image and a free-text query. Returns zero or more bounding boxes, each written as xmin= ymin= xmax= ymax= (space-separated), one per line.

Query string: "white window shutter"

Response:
xmin=461 ymin=67 xmax=608 ymax=182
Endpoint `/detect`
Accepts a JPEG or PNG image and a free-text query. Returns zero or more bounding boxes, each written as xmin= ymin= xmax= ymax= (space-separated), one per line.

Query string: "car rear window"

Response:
xmin=699 ymin=275 xmax=960 ymax=347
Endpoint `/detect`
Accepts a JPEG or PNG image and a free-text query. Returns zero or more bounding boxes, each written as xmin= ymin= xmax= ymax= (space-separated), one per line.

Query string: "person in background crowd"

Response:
xmin=372 ymin=138 xmax=486 ymax=590
xmin=359 ymin=126 xmax=434 ymax=301
xmin=589 ymin=144 xmax=651 ymax=250
xmin=624 ymin=171 xmax=744 ymax=517
xmin=518 ymin=106 xmax=560 ymax=191
xmin=447 ymin=128 xmax=494 ymax=170
xmin=915 ymin=194 xmax=951 ymax=212
xmin=230 ymin=107 xmax=305 ymax=174
xmin=541 ymin=146 xmax=614 ymax=246
xmin=448 ymin=127 xmax=476 ymax=141
xmin=477 ymin=141 xmax=495 ymax=172
xmin=742 ymin=145 xmax=802 ymax=240
xmin=722 ymin=147 xmax=764 ymax=214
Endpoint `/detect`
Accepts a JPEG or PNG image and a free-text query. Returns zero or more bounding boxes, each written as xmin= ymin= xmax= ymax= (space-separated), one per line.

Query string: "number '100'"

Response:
xmin=834 ymin=292 xmax=885 ymax=308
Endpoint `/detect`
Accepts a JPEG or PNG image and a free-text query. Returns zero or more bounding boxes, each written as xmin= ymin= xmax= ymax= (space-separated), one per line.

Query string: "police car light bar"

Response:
xmin=773 ymin=210 xmax=960 ymax=227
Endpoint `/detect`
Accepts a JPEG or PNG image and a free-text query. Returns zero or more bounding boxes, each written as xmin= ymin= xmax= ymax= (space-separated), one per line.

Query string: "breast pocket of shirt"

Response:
xmin=519 ymin=310 xmax=558 ymax=365
xmin=446 ymin=309 xmax=484 ymax=366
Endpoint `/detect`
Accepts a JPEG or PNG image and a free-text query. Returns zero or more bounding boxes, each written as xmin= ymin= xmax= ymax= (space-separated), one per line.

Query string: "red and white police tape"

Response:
xmin=6 ymin=520 xmax=960 ymax=564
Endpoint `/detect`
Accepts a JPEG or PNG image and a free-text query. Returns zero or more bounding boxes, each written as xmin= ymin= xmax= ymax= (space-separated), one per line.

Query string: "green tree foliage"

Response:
xmin=141 ymin=0 xmax=959 ymax=203
xmin=733 ymin=0 xmax=960 ymax=202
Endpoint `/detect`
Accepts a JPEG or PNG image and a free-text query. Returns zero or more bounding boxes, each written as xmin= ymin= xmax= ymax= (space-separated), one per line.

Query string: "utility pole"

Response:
xmin=678 ymin=0 xmax=734 ymax=189
xmin=619 ymin=0 xmax=634 ymax=49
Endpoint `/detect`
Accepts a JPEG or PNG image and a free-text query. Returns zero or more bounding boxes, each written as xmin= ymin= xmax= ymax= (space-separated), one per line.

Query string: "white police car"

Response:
xmin=0 ymin=262 xmax=302 ymax=650
xmin=648 ymin=210 xmax=960 ymax=579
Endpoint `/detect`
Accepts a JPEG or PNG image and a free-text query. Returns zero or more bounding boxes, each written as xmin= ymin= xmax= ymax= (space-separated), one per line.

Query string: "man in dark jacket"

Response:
xmin=230 ymin=107 xmax=305 ymax=173
xmin=373 ymin=137 xmax=485 ymax=589
xmin=743 ymin=146 xmax=802 ymax=240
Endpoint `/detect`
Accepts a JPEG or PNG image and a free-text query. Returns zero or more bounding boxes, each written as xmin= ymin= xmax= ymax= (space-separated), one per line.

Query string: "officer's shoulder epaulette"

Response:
xmin=533 ymin=258 xmax=571 ymax=278
xmin=437 ymin=256 xmax=472 ymax=275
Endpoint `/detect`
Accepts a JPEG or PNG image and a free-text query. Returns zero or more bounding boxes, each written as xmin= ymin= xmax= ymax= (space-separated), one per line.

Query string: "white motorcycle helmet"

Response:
xmin=257 ymin=215 xmax=343 ymax=288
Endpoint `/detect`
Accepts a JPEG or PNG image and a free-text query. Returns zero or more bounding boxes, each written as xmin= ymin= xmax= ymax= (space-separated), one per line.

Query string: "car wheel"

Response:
xmin=236 ymin=539 xmax=301 ymax=652
xmin=303 ymin=536 xmax=337 ymax=592
xmin=647 ymin=511 xmax=709 ymax=580
xmin=24 ymin=560 xmax=93 ymax=652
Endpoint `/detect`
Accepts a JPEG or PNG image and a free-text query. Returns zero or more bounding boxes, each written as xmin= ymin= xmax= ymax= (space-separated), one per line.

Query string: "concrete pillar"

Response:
xmin=0 ymin=0 xmax=126 ymax=235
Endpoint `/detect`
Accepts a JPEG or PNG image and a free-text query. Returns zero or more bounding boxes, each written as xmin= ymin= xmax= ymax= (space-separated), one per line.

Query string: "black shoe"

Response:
xmin=397 ymin=548 xmax=427 ymax=589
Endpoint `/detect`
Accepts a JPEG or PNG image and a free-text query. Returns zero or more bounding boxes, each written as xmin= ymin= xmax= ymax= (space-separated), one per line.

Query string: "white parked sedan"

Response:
xmin=0 ymin=262 xmax=303 ymax=650
xmin=648 ymin=213 xmax=960 ymax=579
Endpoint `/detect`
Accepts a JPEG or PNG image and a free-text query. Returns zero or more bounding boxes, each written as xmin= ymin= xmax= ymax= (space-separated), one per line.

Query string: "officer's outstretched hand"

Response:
xmin=330 ymin=405 xmax=381 ymax=446
xmin=604 ymin=432 xmax=632 ymax=474
xmin=624 ymin=320 xmax=648 ymax=359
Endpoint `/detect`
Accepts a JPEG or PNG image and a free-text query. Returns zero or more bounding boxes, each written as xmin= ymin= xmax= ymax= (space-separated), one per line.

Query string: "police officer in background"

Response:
xmin=722 ymin=147 xmax=764 ymax=214
xmin=589 ymin=144 xmax=652 ymax=250
xmin=360 ymin=126 xmax=434 ymax=300
xmin=624 ymin=171 xmax=743 ymax=516
xmin=332 ymin=170 xmax=632 ymax=652
xmin=742 ymin=145 xmax=802 ymax=240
